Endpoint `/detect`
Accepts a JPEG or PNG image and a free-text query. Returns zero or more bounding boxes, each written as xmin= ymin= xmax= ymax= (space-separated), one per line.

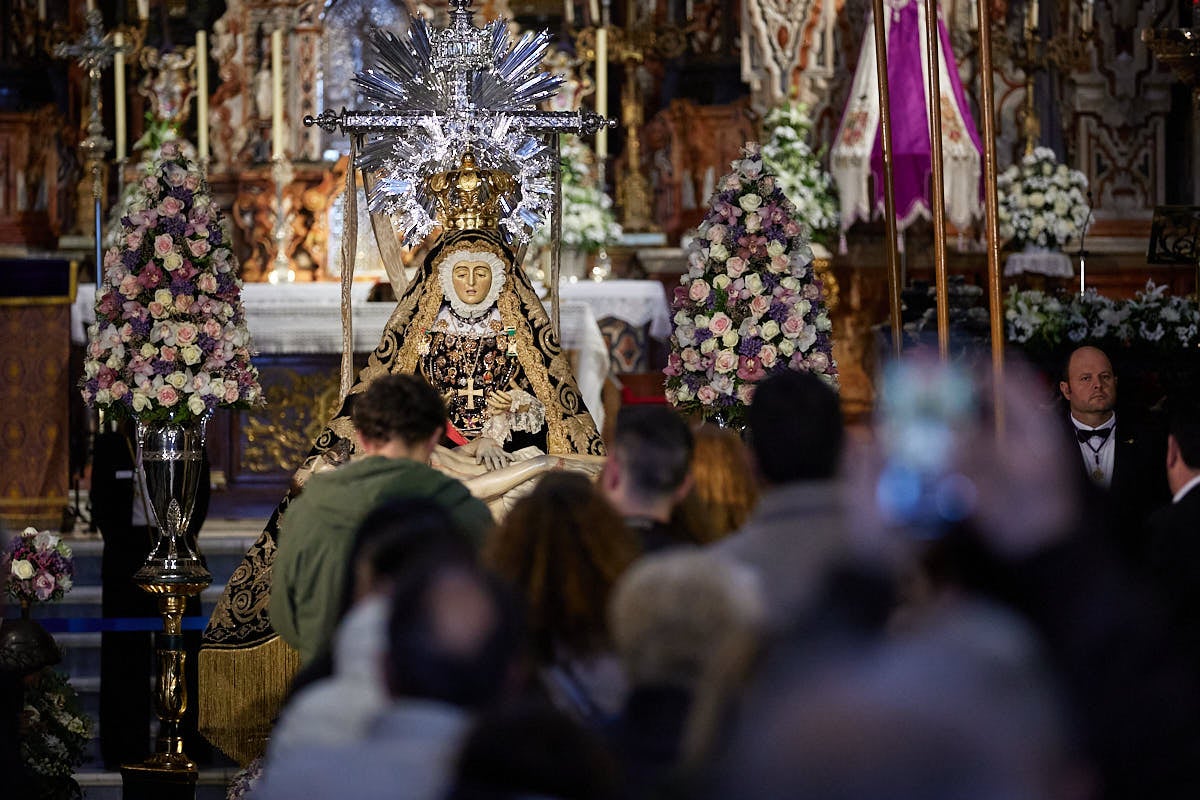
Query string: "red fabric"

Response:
xmin=620 ymin=386 xmax=669 ymax=406
xmin=444 ymin=420 xmax=469 ymax=446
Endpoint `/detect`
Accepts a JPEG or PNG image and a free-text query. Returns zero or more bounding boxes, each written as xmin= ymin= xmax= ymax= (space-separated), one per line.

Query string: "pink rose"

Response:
xmin=808 ymin=351 xmax=831 ymax=372
xmin=696 ymin=386 xmax=718 ymax=405
xmin=781 ymin=317 xmax=806 ymax=338
xmin=159 ymin=345 xmax=178 ymax=361
xmin=33 ymin=572 xmax=56 ymax=601
xmin=198 ymin=273 xmax=218 ymax=293
xmin=759 ymin=345 xmax=779 ymax=368
xmin=736 ymin=356 xmax=766 ymax=382
xmin=223 ymin=384 xmax=240 ymax=403
xmin=708 ymin=313 xmax=733 ymax=335
xmin=725 ymin=257 xmax=747 ymax=278
xmin=156 ymin=385 xmax=180 ymax=406
xmin=142 ymin=176 xmax=159 ymax=192
xmin=188 ymin=238 xmax=211 ymax=258
xmin=203 ymin=319 xmax=222 ymax=338
xmin=737 ymin=384 xmax=757 ymax=406
xmin=749 ymin=295 xmax=771 ymax=317
xmin=770 ymin=254 xmax=790 ymax=273
xmin=714 ymin=351 xmax=739 ymax=374
xmin=154 ymin=234 xmax=174 ymax=255
xmin=119 ymin=274 xmax=141 ymax=299
xmin=804 ymin=283 xmax=822 ymax=301
xmin=707 ymin=224 xmax=727 ymax=244
xmin=110 ymin=381 xmax=130 ymax=400
xmin=184 ymin=173 xmax=201 ymax=191
xmin=689 ymin=280 xmax=712 ymax=302
xmin=160 ymin=196 xmax=184 ymax=216
xmin=125 ymin=230 xmax=144 ymax=250
xmin=681 ymin=348 xmax=701 ymax=369
xmin=175 ymin=321 xmax=198 ymax=345
xmin=174 ymin=295 xmax=194 ymax=314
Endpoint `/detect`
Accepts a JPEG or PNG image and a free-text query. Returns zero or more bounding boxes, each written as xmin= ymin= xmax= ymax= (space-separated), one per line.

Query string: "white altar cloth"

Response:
xmin=72 ymin=282 xmax=609 ymax=430
xmin=557 ymin=279 xmax=673 ymax=340
xmin=1004 ymin=249 xmax=1075 ymax=278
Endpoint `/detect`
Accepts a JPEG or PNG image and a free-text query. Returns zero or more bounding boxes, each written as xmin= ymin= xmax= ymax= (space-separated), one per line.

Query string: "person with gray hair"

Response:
xmin=606 ymin=550 xmax=765 ymax=798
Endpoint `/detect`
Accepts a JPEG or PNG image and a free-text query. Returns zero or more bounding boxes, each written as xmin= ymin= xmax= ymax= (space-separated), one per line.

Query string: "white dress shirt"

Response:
xmin=1072 ymin=414 xmax=1116 ymax=489
xmin=1172 ymin=473 xmax=1200 ymax=504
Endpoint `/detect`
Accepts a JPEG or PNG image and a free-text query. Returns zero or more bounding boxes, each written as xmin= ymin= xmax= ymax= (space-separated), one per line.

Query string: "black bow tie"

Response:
xmin=1076 ymin=427 xmax=1113 ymax=444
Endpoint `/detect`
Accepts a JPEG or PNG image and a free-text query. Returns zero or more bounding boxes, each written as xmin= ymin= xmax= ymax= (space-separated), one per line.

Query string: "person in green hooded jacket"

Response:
xmin=269 ymin=373 xmax=493 ymax=665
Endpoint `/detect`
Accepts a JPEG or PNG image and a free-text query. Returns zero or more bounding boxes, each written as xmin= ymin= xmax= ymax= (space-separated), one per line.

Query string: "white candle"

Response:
xmin=137 ymin=0 xmax=148 ymax=19
xmin=196 ymin=31 xmax=208 ymax=163
xmin=37 ymin=0 xmax=45 ymax=21
xmin=1082 ymin=0 xmax=1094 ymax=33
xmin=588 ymin=0 xmax=599 ymax=24
xmin=86 ymin=0 xmax=95 ymax=11
xmin=1027 ymin=0 xmax=1038 ymax=30
xmin=564 ymin=0 xmax=574 ymax=26
xmin=114 ymin=33 xmax=126 ymax=162
xmin=595 ymin=26 xmax=607 ymax=159
xmin=271 ymin=29 xmax=284 ymax=159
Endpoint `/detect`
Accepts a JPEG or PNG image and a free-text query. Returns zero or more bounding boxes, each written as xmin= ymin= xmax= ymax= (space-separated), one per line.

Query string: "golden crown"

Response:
xmin=426 ymin=151 xmax=518 ymax=232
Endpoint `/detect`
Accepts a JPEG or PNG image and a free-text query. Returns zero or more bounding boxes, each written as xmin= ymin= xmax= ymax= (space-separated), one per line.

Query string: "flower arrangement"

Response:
xmin=997 ymin=147 xmax=1090 ymax=250
xmin=3 ymin=528 xmax=73 ymax=605
xmin=1005 ymin=281 xmax=1200 ymax=351
xmin=81 ymin=142 xmax=262 ymax=424
xmin=531 ymin=134 xmax=622 ymax=253
xmin=21 ymin=667 xmax=93 ymax=798
xmin=760 ymin=101 xmax=840 ymax=250
xmin=665 ymin=143 xmax=838 ymax=427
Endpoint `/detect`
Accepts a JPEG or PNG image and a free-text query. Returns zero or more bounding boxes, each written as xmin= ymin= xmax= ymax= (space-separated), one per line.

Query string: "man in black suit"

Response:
xmin=1059 ymin=345 xmax=1169 ymax=567
xmin=1146 ymin=400 xmax=1200 ymax=663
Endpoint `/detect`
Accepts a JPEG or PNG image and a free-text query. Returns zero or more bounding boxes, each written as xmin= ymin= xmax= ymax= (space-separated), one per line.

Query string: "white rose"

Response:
xmin=154 ymin=289 xmax=173 ymax=307
xmin=738 ymin=193 xmax=763 ymax=211
xmin=187 ymin=394 xmax=207 ymax=416
xmin=180 ymin=344 xmax=202 ymax=365
xmin=761 ymin=320 xmax=781 ymax=341
xmin=11 ymin=559 xmax=34 ymax=580
xmin=166 ymin=371 xmax=188 ymax=390
xmin=778 ymin=339 xmax=796 ymax=356
xmin=713 ymin=274 xmax=732 ymax=290
xmin=162 ymin=251 xmax=184 ymax=271
xmin=744 ymin=274 xmax=764 ymax=295
xmin=700 ymin=338 xmax=718 ymax=354
xmin=132 ymin=391 xmax=152 ymax=413
xmin=766 ymin=240 xmax=785 ymax=258
xmin=710 ymin=243 xmax=730 ymax=262
xmin=721 ymin=330 xmax=740 ymax=348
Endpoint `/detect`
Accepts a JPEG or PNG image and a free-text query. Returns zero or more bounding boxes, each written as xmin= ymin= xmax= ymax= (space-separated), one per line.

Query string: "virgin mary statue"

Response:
xmin=199 ymin=2 xmax=610 ymax=763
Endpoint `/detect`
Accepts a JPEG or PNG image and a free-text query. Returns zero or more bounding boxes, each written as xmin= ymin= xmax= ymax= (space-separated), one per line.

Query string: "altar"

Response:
xmin=72 ymin=281 xmax=611 ymax=489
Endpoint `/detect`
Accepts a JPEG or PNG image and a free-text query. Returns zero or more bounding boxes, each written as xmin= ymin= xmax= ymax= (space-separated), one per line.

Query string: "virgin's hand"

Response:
xmin=472 ymin=437 xmax=513 ymax=471
xmin=486 ymin=390 xmax=513 ymax=414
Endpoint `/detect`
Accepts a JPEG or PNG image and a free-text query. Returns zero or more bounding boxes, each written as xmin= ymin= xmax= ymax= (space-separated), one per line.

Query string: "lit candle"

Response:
xmin=594 ymin=27 xmax=607 ymax=160
xmin=271 ymin=29 xmax=284 ymax=159
xmin=114 ymin=33 xmax=126 ymax=162
xmin=196 ymin=31 xmax=208 ymax=163
xmin=37 ymin=0 xmax=45 ymax=21
xmin=1027 ymin=0 xmax=1038 ymax=30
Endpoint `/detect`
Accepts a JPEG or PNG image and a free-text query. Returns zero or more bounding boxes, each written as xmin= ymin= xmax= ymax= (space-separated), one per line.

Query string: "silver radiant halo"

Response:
xmin=353 ymin=11 xmax=564 ymax=246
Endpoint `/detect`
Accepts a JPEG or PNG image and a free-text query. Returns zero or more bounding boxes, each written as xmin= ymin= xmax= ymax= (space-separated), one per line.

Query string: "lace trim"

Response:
xmin=480 ymin=387 xmax=546 ymax=443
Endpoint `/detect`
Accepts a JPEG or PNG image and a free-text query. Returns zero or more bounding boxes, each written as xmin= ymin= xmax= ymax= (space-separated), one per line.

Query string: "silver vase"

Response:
xmin=131 ymin=413 xmax=213 ymax=589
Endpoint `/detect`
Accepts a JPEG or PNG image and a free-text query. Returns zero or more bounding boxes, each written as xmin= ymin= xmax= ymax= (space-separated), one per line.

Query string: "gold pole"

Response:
xmin=871 ymin=0 xmax=903 ymax=358
xmin=977 ymin=0 xmax=1005 ymax=437
xmin=922 ymin=0 xmax=950 ymax=361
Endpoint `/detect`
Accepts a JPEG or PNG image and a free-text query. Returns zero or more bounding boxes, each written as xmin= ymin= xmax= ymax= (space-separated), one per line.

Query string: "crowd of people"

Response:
xmin=234 ymin=341 xmax=1200 ymax=800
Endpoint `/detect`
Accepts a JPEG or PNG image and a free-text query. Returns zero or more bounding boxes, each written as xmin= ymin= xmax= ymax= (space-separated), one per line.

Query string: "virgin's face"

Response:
xmin=451 ymin=259 xmax=494 ymax=305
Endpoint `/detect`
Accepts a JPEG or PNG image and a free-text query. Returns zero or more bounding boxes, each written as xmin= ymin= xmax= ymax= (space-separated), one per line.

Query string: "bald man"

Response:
xmin=1059 ymin=345 xmax=1169 ymax=566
